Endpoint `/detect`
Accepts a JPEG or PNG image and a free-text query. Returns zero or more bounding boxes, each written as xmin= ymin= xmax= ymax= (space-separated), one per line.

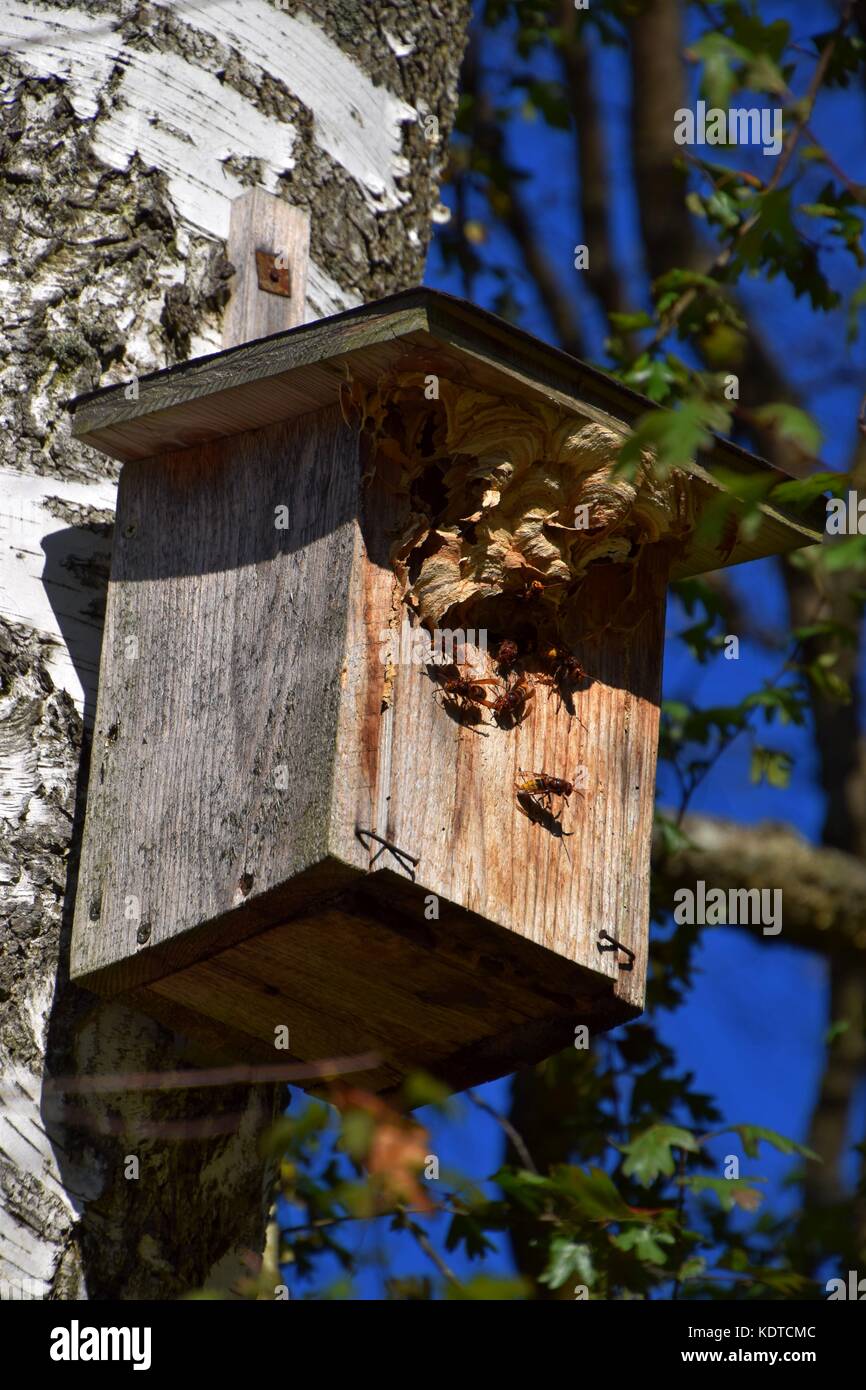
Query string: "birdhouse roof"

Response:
xmin=70 ymin=287 xmax=823 ymax=578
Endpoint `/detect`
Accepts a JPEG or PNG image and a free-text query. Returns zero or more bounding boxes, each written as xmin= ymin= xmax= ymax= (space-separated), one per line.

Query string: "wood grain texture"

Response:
xmin=137 ymin=886 xmax=628 ymax=1094
xmin=72 ymin=303 xmax=430 ymax=458
xmin=71 ymin=404 xmax=362 ymax=987
xmin=222 ymin=190 xmax=310 ymax=348
xmin=330 ymin=486 xmax=671 ymax=1019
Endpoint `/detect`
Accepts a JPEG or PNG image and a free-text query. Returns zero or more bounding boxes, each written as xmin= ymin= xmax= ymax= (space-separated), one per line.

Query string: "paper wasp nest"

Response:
xmin=342 ymin=356 xmax=695 ymax=638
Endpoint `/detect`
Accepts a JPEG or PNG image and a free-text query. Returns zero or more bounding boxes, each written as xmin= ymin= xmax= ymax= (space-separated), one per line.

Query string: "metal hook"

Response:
xmin=596 ymin=931 xmax=635 ymax=971
xmin=356 ymin=828 xmax=419 ymax=881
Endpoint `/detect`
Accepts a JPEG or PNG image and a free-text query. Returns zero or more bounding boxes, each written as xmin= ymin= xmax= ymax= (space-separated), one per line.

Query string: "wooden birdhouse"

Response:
xmin=69 ymin=289 xmax=821 ymax=1094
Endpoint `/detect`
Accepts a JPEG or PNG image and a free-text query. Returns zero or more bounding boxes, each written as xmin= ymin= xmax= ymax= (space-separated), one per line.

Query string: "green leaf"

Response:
xmin=706 ymin=465 xmax=779 ymax=508
xmin=539 ymin=1237 xmax=595 ymax=1289
xmin=798 ymin=183 xmax=866 ymax=268
xmin=400 ymin=1070 xmax=453 ymax=1111
xmin=447 ymin=1275 xmax=529 ymax=1300
xmin=445 ymin=1212 xmax=497 ymax=1260
xmin=672 ymin=576 xmax=728 ymax=621
xmin=743 ymin=53 xmax=787 ymax=96
xmin=551 ymin=1165 xmax=658 ymax=1222
xmin=746 ymin=1267 xmax=816 ymax=1297
xmin=681 ymin=1175 xmax=766 ymax=1212
xmin=749 ymin=745 xmax=793 ymax=789
xmin=811 ymin=29 xmax=866 ymax=88
xmin=735 ymin=188 xmax=840 ymax=310
xmin=662 ymin=699 xmax=691 ymax=724
xmin=340 ymin=1109 xmax=375 ymax=1161
xmin=801 ymin=202 xmax=844 ymax=219
xmin=722 ymin=1124 xmax=820 ymax=1161
xmin=609 ymin=310 xmax=654 ymax=332
xmin=512 ymin=77 xmax=571 ymax=130
xmin=751 ymin=403 xmax=822 ymax=455
xmin=738 ymin=188 xmax=799 ymax=263
xmin=770 ymin=470 xmax=846 ymax=509
xmin=705 ymin=188 xmax=743 ymax=231
xmin=688 ymin=33 xmax=750 ymax=109
xmin=654 ymin=812 xmax=694 ymax=856
xmin=621 ymin=1124 xmax=700 ymax=1186
xmin=619 ymin=351 xmax=685 ymax=403
xmin=494 ymin=1167 xmax=557 ymax=1213
xmin=825 ymin=1019 xmax=852 ymax=1046
xmin=792 ymin=619 xmax=856 ymax=645
xmin=821 ymin=534 xmax=866 ymax=571
xmin=805 ymin=657 xmax=851 ymax=703
xmin=742 ymin=685 xmax=806 ymax=726
xmin=611 ymin=1226 xmax=675 ymax=1265
xmin=729 ymin=13 xmax=790 ymax=65
xmin=676 ymin=619 xmax=715 ymax=663
xmin=619 ymin=398 xmax=731 ymax=475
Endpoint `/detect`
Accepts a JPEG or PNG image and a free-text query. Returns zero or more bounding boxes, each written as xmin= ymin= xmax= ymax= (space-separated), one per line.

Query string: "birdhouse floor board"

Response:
xmin=132 ymin=885 xmax=635 ymax=1093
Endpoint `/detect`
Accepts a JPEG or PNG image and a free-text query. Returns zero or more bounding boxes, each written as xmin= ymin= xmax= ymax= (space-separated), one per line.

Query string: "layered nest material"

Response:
xmin=342 ymin=354 xmax=696 ymax=634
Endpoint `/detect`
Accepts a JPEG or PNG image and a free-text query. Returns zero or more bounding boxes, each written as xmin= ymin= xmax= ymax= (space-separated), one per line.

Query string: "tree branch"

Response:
xmin=558 ymin=3 xmax=631 ymax=325
xmin=653 ymin=812 xmax=866 ymax=959
xmin=461 ymin=32 xmax=586 ymax=355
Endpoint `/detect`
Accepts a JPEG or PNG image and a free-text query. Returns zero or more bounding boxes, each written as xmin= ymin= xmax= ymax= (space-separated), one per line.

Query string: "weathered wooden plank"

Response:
xmin=62 ymin=288 xmax=698 ymax=451
xmin=71 ymin=300 xmax=432 ymax=452
xmin=222 ymin=190 xmax=310 ymax=347
xmin=135 ymin=889 xmax=625 ymax=1093
xmin=331 ymin=501 xmax=670 ymax=1017
xmin=71 ymin=404 xmax=362 ymax=987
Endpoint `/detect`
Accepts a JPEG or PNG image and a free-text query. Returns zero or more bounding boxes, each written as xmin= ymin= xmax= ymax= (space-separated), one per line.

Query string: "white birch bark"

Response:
xmin=0 ymin=0 xmax=468 ymax=1299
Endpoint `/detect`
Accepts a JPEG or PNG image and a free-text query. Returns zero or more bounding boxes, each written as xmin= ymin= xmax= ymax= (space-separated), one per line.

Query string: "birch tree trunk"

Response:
xmin=0 ymin=0 xmax=469 ymax=1300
